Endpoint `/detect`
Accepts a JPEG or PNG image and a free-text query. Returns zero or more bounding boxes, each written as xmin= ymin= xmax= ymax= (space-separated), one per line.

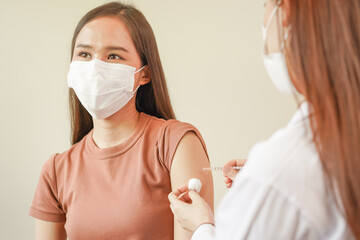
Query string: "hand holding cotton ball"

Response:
xmin=188 ymin=178 xmax=202 ymax=193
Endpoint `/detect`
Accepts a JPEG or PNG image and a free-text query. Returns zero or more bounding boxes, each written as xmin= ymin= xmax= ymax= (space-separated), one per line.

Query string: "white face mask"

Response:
xmin=262 ymin=5 xmax=299 ymax=95
xmin=67 ymin=59 xmax=146 ymax=119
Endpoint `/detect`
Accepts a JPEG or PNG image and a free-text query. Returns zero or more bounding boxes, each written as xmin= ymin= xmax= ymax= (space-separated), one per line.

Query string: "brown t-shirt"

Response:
xmin=29 ymin=113 xmax=208 ymax=240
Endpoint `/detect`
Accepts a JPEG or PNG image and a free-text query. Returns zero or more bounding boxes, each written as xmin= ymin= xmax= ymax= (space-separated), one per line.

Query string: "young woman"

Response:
xmin=169 ymin=0 xmax=360 ymax=239
xmin=29 ymin=2 xmax=213 ymax=240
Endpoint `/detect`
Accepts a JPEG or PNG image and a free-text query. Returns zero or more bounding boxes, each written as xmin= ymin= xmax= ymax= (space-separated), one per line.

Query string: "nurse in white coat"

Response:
xmin=168 ymin=0 xmax=360 ymax=239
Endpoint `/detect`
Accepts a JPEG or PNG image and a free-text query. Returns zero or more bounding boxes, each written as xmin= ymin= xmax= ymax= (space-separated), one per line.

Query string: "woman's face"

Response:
xmin=72 ymin=16 xmax=145 ymax=89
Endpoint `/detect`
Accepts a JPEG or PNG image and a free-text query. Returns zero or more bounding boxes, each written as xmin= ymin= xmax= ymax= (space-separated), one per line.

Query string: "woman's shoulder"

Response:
xmin=44 ymin=133 xmax=89 ymax=169
xmin=142 ymin=112 xmax=200 ymax=135
xmin=141 ymin=113 xmax=207 ymax=171
xmin=143 ymin=112 xmax=204 ymax=151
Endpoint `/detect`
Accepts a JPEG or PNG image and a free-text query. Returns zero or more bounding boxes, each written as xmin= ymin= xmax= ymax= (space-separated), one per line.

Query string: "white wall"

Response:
xmin=0 ymin=0 xmax=297 ymax=238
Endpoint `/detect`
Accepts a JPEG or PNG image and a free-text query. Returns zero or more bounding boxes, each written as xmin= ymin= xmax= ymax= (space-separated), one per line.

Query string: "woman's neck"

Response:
xmin=92 ymin=103 xmax=140 ymax=149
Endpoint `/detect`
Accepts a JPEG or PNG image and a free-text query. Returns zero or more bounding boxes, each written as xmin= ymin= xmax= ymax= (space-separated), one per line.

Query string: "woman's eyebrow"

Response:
xmin=75 ymin=44 xmax=129 ymax=53
xmin=75 ymin=43 xmax=92 ymax=49
xmin=105 ymin=46 xmax=129 ymax=52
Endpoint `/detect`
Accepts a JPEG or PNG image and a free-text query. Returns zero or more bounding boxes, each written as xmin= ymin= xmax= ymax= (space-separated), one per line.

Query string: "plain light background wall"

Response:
xmin=0 ymin=0 xmax=297 ymax=238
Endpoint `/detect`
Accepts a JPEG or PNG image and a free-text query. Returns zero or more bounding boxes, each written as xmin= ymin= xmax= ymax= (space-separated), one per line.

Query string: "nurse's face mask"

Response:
xmin=262 ymin=2 xmax=299 ymax=95
xmin=67 ymin=59 xmax=146 ymax=119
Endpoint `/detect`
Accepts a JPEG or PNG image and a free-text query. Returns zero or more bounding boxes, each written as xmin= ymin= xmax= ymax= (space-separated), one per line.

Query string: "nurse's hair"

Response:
xmin=68 ymin=2 xmax=176 ymax=144
xmin=284 ymin=0 xmax=360 ymax=238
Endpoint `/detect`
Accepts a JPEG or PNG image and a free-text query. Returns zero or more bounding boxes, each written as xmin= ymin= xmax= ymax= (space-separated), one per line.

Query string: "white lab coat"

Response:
xmin=192 ymin=102 xmax=354 ymax=240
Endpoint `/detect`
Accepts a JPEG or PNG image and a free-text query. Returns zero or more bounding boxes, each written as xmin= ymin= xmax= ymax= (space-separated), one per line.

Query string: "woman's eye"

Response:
xmin=108 ymin=54 xmax=123 ymax=60
xmin=78 ymin=52 xmax=91 ymax=59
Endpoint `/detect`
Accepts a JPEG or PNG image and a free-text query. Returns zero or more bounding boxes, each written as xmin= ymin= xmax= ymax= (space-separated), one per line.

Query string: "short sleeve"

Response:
xmin=157 ymin=120 xmax=209 ymax=172
xmin=29 ymin=154 xmax=66 ymax=222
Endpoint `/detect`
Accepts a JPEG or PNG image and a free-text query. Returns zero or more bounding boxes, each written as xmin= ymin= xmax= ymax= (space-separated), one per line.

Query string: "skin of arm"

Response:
xmin=35 ymin=219 xmax=67 ymax=240
xmin=170 ymin=132 xmax=214 ymax=240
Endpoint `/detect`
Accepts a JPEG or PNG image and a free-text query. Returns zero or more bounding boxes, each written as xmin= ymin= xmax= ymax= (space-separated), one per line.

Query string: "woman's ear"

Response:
xmin=282 ymin=0 xmax=291 ymax=27
xmin=139 ymin=66 xmax=151 ymax=85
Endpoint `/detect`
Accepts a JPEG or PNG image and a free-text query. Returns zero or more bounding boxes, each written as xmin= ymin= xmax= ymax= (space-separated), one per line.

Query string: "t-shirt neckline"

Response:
xmin=85 ymin=112 xmax=150 ymax=160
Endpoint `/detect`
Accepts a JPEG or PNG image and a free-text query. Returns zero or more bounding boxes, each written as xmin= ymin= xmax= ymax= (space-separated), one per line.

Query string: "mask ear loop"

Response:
xmin=135 ymin=65 xmax=147 ymax=74
xmin=133 ymin=65 xmax=148 ymax=95
xmin=274 ymin=7 xmax=299 ymax=99
xmin=279 ymin=2 xmax=291 ymax=53
xmin=272 ymin=0 xmax=290 ymax=53
xmin=263 ymin=5 xmax=280 ymax=55
xmin=132 ymin=84 xmax=141 ymax=95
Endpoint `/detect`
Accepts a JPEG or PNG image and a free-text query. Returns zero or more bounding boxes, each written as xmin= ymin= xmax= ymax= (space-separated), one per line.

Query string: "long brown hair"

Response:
xmin=69 ymin=2 xmax=175 ymax=144
xmin=285 ymin=0 xmax=360 ymax=237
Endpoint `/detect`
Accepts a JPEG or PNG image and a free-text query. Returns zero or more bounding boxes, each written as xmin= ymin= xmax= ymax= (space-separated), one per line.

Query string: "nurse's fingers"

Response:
xmin=178 ymin=191 xmax=192 ymax=203
xmin=224 ymin=177 xmax=233 ymax=188
xmin=224 ymin=177 xmax=232 ymax=186
xmin=223 ymin=159 xmax=246 ymax=180
xmin=188 ymin=190 xmax=203 ymax=203
xmin=223 ymin=165 xmax=238 ymax=181
xmin=173 ymin=185 xmax=192 ymax=202
xmin=172 ymin=185 xmax=189 ymax=197
xmin=223 ymin=159 xmax=246 ymax=172
xmin=168 ymin=192 xmax=188 ymax=207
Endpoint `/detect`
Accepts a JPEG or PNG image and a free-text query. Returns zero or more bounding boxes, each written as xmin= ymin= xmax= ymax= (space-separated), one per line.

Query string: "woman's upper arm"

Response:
xmin=35 ymin=219 xmax=67 ymax=240
xmin=170 ymin=131 xmax=214 ymax=240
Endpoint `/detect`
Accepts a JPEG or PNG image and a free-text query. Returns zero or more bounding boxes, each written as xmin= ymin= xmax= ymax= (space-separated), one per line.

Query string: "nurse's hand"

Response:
xmin=223 ymin=159 xmax=246 ymax=188
xmin=168 ymin=186 xmax=214 ymax=233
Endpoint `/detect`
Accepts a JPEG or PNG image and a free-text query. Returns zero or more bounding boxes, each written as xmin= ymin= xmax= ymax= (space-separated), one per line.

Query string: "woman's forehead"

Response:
xmin=75 ymin=16 xmax=135 ymax=51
